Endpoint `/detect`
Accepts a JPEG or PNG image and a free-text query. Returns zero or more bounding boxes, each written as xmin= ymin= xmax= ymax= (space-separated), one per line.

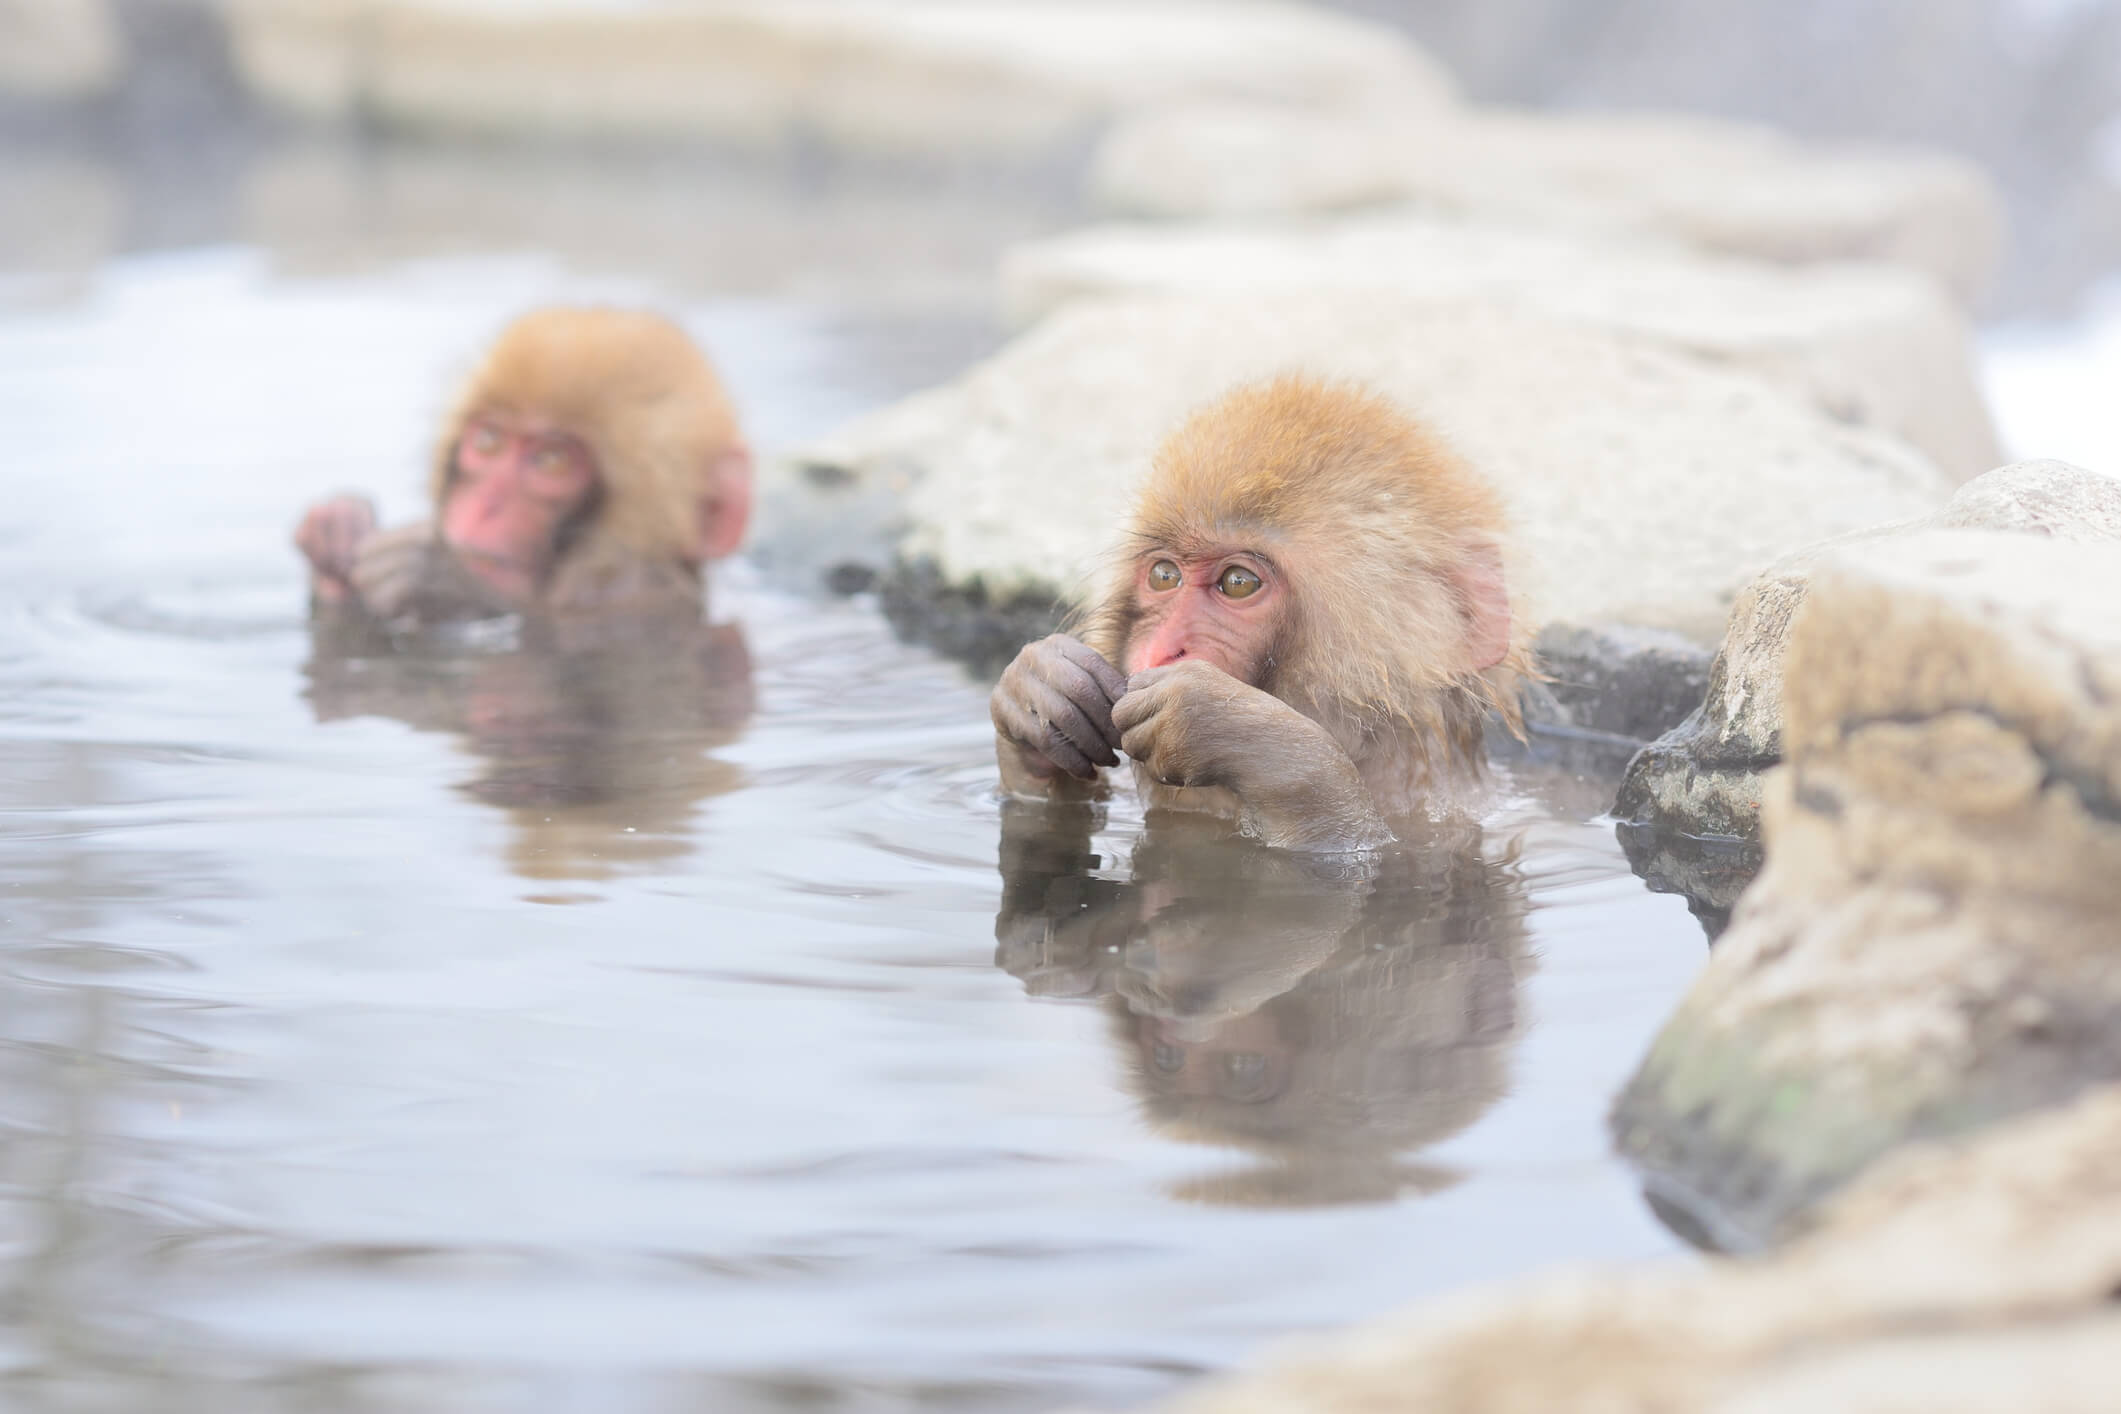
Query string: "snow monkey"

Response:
xmin=295 ymin=307 xmax=752 ymax=626
xmin=990 ymin=377 xmax=1533 ymax=853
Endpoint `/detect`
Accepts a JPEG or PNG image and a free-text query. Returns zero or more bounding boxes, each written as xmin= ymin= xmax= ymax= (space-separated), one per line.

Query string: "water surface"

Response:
xmin=0 ymin=253 xmax=1706 ymax=1412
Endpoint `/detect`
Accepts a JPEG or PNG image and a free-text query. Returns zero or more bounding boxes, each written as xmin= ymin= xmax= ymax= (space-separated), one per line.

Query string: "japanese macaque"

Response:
xmin=991 ymin=377 xmax=1533 ymax=852
xmin=995 ymin=799 xmax=1527 ymax=1206
xmin=295 ymin=307 xmax=751 ymax=627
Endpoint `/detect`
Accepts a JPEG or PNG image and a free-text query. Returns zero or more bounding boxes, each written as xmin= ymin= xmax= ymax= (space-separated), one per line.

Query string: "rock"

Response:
xmin=0 ymin=0 xmax=118 ymax=99
xmin=220 ymin=0 xmax=1454 ymax=158
xmin=1615 ymin=460 xmax=2121 ymax=846
xmin=1003 ymin=216 xmax=2002 ymax=481
xmin=1084 ymin=100 xmax=1429 ymax=218
xmin=875 ymin=557 xmax=1068 ymax=678
xmin=1091 ymin=104 xmax=2002 ymax=305
xmin=0 ymin=151 xmax=120 ymax=276
xmin=1485 ymin=624 xmax=1715 ymax=792
xmin=1614 ymin=823 xmax=1761 ymax=943
xmin=235 ymin=139 xmax=1069 ymax=307
xmin=1131 ymin=1082 xmax=2121 ymax=1414
xmin=1532 ymin=623 xmax=1713 ymax=745
xmin=761 ymin=294 xmax=1956 ymax=656
xmin=1613 ymin=528 xmax=2121 ymax=1246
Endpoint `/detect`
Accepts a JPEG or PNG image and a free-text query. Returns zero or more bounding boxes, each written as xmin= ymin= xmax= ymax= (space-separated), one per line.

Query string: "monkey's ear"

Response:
xmin=1455 ymin=540 xmax=1512 ymax=671
xmin=694 ymin=447 xmax=754 ymax=562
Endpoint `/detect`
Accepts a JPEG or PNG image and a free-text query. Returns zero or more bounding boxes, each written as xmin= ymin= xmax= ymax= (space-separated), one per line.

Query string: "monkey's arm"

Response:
xmin=1113 ymin=661 xmax=1391 ymax=853
xmin=346 ymin=523 xmax=517 ymax=626
xmin=990 ymin=634 xmax=1127 ymax=798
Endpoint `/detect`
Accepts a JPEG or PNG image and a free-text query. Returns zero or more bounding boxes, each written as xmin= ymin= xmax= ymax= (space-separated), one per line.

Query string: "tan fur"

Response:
xmin=432 ymin=307 xmax=742 ymax=566
xmin=1082 ymin=377 xmax=1536 ymax=790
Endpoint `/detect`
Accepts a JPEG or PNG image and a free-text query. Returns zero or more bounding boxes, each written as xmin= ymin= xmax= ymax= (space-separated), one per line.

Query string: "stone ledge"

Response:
xmin=1091 ymin=103 xmax=2002 ymax=305
xmin=1128 ymin=1082 xmax=2121 ymax=1414
xmin=1003 ymin=216 xmax=2001 ymax=482
xmin=760 ymin=294 xmax=1956 ymax=654
xmin=219 ymin=0 xmax=1454 ymax=158
xmin=1615 ymin=459 xmax=2121 ymax=848
xmin=0 ymin=0 xmax=119 ymax=99
xmin=1613 ymin=529 xmax=2121 ymax=1245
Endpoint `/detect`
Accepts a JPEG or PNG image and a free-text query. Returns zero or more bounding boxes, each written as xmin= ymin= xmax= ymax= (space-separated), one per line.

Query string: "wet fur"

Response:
xmin=1078 ymin=377 xmax=1536 ymax=808
xmin=431 ymin=307 xmax=743 ymax=573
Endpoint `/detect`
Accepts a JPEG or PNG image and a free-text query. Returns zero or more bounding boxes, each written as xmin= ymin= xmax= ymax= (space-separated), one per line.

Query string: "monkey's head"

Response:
xmin=432 ymin=308 xmax=752 ymax=603
xmin=1085 ymin=376 xmax=1530 ymax=744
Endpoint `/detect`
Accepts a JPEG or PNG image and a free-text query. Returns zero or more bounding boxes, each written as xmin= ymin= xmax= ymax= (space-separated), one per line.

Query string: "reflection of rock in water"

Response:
xmin=996 ymin=800 xmax=1528 ymax=1207
xmin=304 ymin=613 xmax=753 ymax=880
xmin=1613 ymin=820 xmax=1762 ymax=943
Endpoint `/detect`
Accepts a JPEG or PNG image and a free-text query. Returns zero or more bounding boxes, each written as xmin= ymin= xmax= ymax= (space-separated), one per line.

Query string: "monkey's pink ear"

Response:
xmin=1456 ymin=541 xmax=1513 ymax=671
xmin=694 ymin=447 xmax=754 ymax=562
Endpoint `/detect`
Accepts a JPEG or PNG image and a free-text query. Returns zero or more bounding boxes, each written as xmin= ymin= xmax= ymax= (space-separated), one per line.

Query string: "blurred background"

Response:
xmin=1338 ymin=0 xmax=2121 ymax=317
xmin=3 ymin=0 xmax=2119 ymax=314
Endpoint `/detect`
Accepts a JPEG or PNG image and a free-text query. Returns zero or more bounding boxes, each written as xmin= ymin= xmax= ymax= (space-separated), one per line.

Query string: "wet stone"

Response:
xmin=1614 ymin=822 xmax=1763 ymax=944
xmin=1612 ymin=530 xmax=2121 ymax=1248
xmin=877 ymin=556 xmax=1068 ymax=678
xmin=1614 ymin=458 xmax=2121 ymax=849
xmin=1532 ymin=622 xmax=1712 ymax=744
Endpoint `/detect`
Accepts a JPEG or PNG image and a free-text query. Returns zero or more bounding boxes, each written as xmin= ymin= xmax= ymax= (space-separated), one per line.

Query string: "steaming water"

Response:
xmin=0 ymin=251 xmax=1705 ymax=1412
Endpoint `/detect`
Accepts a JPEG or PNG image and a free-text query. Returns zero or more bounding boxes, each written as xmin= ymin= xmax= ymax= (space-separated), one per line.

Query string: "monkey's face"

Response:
xmin=1121 ymin=547 xmax=1287 ymax=686
xmin=442 ymin=411 xmax=601 ymax=598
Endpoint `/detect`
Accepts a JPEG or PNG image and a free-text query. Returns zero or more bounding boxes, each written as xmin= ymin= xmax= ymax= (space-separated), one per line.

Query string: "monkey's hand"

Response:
xmin=990 ymin=634 xmax=1128 ymax=795
xmin=293 ymin=495 xmax=379 ymax=605
xmin=1114 ymin=661 xmax=1391 ymax=853
xmin=346 ymin=523 xmax=512 ymax=626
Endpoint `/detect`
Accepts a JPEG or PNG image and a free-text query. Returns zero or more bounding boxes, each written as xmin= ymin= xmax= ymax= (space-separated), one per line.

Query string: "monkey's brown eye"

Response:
xmin=1147 ymin=560 xmax=1182 ymax=592
xmin=467 ymin=424 xmax=504 ymax=456
xmin=1217 ymin=565 xmax=1262 ymax=599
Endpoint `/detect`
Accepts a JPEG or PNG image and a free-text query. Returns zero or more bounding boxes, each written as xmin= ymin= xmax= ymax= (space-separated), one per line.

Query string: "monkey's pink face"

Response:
xmin=1122 ymin=550 xmax=1286 ymax=683
xmin=442 ymin=412 xmax=600 ymax=597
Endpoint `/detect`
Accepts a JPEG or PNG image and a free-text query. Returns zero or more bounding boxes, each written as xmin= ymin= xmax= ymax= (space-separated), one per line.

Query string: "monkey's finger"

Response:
xmin=1117 ymin=720 xmax=1172 ymax=780
xmin=1020 ymin=675 xmax=1120 ymax=772
xmin=1005 ymin=681 xmax=1107 ymax=777
xmin=1110 ymin=681 xmax=1169 ymax=738
xmin=338 ymin=499 xmax=377 ymax=547
xmin=326 ymin=517 xmax=367 ymax=572
xmin=1049 ymin=636 xmax=1129 ymax=708
xmin=1035 ymin=653 xmax=1122 ymax=753
xmin=1122 ymin=666 xmax=1186 ymax=700
xmin=294 ymin=513 xmax=334 ymax=566
xmin=997 ymin=695 xmax=1096 ymax=780
xmin=351 ymin=552 xmax=420 ymax=616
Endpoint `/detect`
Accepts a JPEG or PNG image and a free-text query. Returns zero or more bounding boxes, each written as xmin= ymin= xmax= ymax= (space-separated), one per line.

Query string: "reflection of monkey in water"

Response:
xmin=996 ymin=798 xmax=1530 ymax=1207
xmin=306 ymin=619 xmax=753 ymax=881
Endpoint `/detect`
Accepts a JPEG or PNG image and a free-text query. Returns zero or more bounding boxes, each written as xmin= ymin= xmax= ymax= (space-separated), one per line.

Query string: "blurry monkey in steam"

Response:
xmin=297 ymin=308 xmax=755 ymax=879
xmin=295 ymin=307 xmax=752 ymax=628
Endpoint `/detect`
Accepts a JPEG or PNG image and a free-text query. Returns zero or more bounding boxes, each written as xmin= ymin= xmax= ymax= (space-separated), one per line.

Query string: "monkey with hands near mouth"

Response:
xmin=295 ymin=306 xmax=753 ymax=630
xmin=295 ymin=307 xmax=757 ymax=880
xmin=992 ymin=377 xmax=1534 ymax=852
